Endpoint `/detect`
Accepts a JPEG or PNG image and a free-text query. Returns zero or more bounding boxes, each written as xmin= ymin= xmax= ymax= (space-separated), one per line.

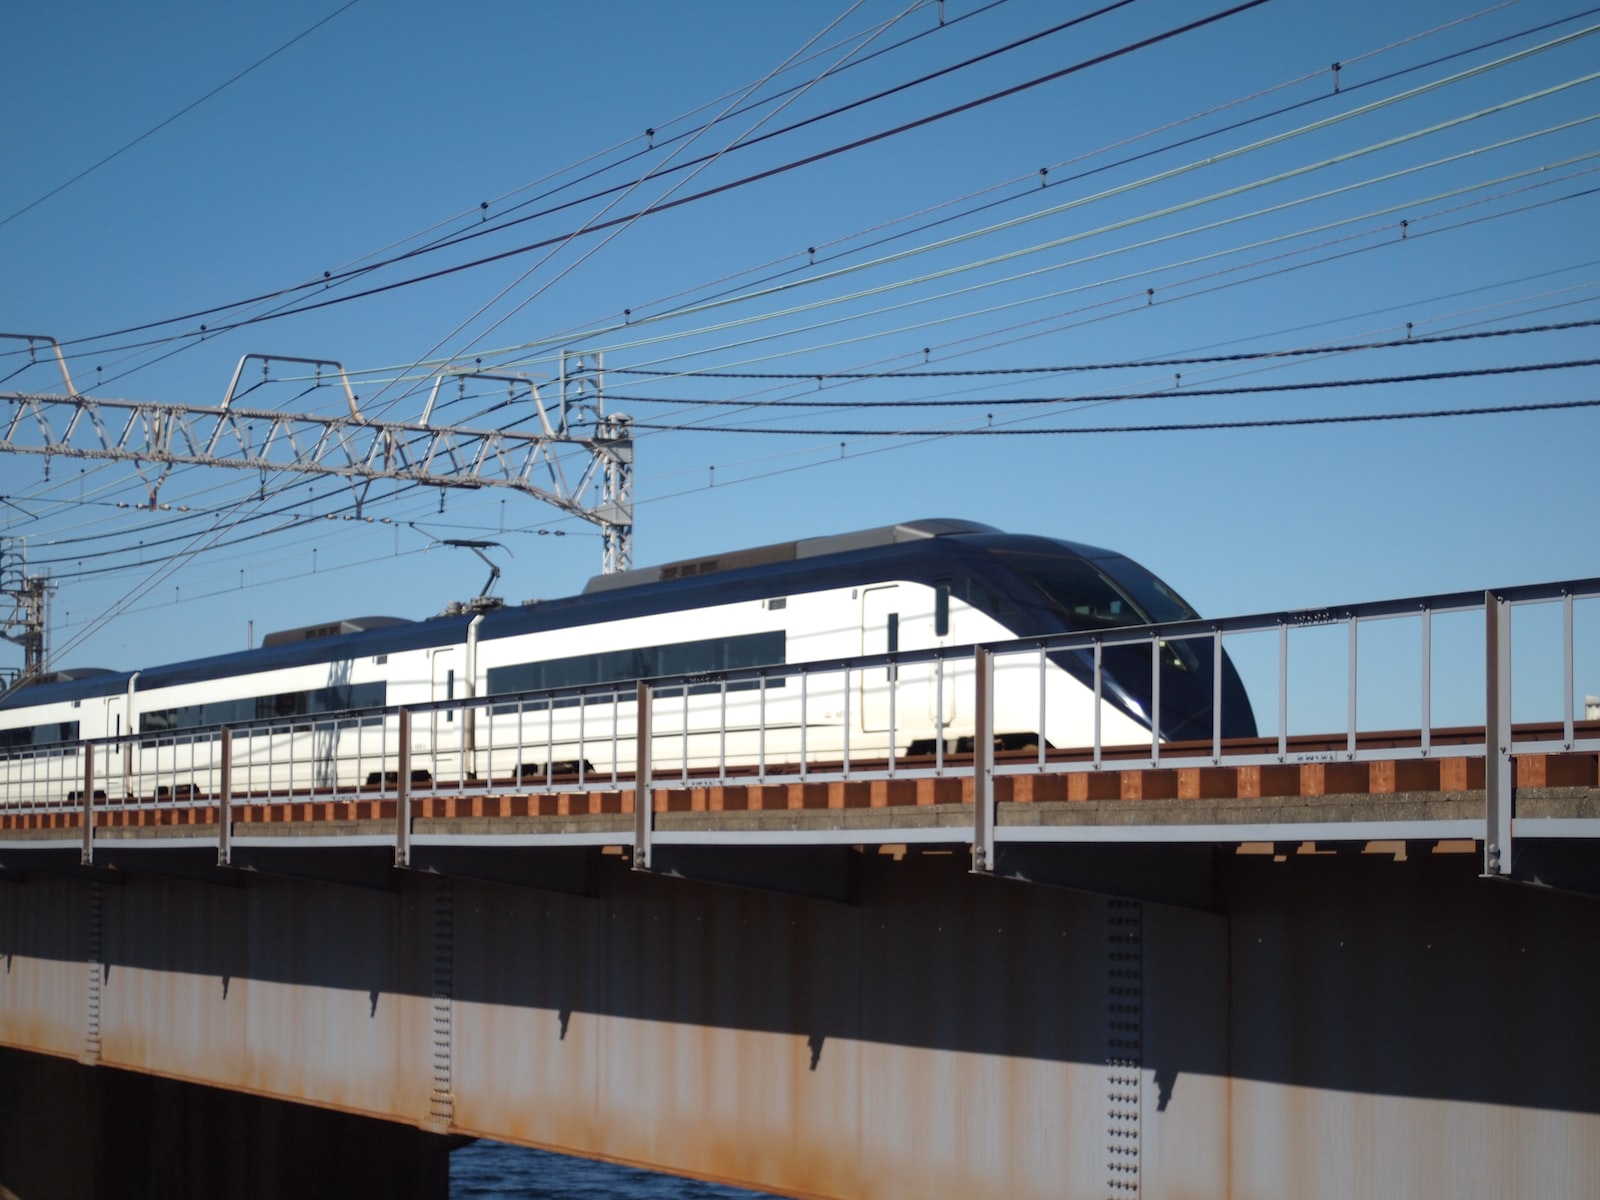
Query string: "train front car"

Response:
xmin=953 ymin=531 xmax=1258 ymax=746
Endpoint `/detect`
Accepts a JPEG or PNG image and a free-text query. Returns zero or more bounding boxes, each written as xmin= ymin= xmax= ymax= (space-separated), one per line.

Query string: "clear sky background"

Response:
xmin=2 ymin=0 xmax=1597 ymax=713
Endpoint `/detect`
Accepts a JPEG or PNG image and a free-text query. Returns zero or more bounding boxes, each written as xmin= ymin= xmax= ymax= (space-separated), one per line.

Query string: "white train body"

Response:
xmin=0 ymin=520 xmax=1255 ymax=803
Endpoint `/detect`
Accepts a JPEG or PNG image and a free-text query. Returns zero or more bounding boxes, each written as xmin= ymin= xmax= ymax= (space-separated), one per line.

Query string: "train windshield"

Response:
xmin=998 ymin=550 xmax=1199 ymax=630
xmin=1091 ymin=554 xmax=1200 ymax=625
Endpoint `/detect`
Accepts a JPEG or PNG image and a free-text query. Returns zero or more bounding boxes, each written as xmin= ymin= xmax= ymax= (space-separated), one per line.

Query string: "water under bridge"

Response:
xmin=0 ymin=580 xmax=1597 ymax=1198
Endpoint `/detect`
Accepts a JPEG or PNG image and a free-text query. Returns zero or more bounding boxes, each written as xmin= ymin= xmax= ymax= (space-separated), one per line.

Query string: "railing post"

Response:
xmin=1277 ymin=620 xmax=1289 ymax=763
xmin=1149 ymin=631 xmax=1161 ymax=764
xmin=971 ymin=647 xmax=995 ymax=875
xmin=1562 ymin=588 xmax=1575 ymax=750
xmin=218 ymin=727 xmax=233 ymax=868
xmin=1420 ymin=602 xmax=1432 ymax=757
xmin=396 ymin=707 xmax=412 ymax=868
xmin=1212 ymin=627 xmax=1224 ymax=764
xmin=1092 ymin=640 xmax=1103 ymax=769
xmin=80 ymin=741 xmax=95 ymax=867
xmin=1484 ymin=592 xmax=1513 ymax=877
xmin=1346 ymin=613 xmax=1358 ymax=760
xmin=634 ymin=681 xmax=652 ymax=871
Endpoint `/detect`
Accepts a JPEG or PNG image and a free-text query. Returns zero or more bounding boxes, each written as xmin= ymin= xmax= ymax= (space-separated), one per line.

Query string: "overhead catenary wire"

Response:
xmin=508 ymin=72 xmax=1600 ymax=381
xmin=252 ymin=175 xmax=1600 ymax=452
xmin=17 ymin=1 xmax=986 ymax=404
xmin=542 ymin=155 xmax=1600 ymax=410
xmin=629 ymin=396 xmax=1600 ymax=439
xmin=626 ymin=266 xmax=1600 ymax=484
xmin=620 ymin=356 xmax=1600 ymax=422
xmin=452 ymin=24 xmax=1600 ymax=377
xmin=25 ymin=0 xmax=1277 ymax=358
xmin=326 ymin=0 xmax=1600 ymax=382
xmin=562 ymin=1 xmax=1589 ymax=338
xmin=351 ymin=0 xmax=924 ymax=423
xmin=270 ymin=156 xmax=1600 ymax=410
xmin=0 ymin=1 xmax=994 ymax=400
xmin=605 ymin=316 xmax=1600 ymax=381
xmin=6 ymin=0 xmax=1130 ymax=362
xmin=14 ymin=0 xmax=1573 ymax=391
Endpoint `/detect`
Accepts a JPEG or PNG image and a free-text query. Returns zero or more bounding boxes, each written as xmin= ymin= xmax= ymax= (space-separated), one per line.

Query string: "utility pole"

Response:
xmin=560 ymin=350 xmax=632 ymax=574
xmin=0 ymin=538 xmax=52 ymax=690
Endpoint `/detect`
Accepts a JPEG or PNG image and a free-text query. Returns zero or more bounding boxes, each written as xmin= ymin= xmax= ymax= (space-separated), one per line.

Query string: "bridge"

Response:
xmin=0 ymin=579 xmax=1597 ymax=1198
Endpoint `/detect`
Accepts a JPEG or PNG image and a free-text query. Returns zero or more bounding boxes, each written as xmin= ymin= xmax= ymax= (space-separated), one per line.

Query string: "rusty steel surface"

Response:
xmin=1 ymin=844 xmax=1598 ymax=1198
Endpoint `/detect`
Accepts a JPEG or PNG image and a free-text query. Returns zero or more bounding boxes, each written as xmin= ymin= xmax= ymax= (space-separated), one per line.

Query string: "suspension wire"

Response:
xmin=622 ymin=358 xmax=1600 ymax=427
xmin=48 ymin=0 xmax=1274 ymax=356
xmin=373 ymin=173 xmax=1600 ymax=443
xmin=20 ymin=1 xmax=1569 ymax=388
xmin=648 ymin=396 xmax=1600 ymax=438
xmin=528 ymin=73 xmax=1600 ymax=379
xmin=9 ymin=0 xmax=1081 ymax=360
xmin=355 ymin=0 xmax=918 ymax=421
xmin=604 ymin=316 xmax=1600 ymax=382
xmin=545 ymin=149 xmax=1600 ymax=407
xmin=558 ymin=1 xmax=1580 ymax=337
xmin=217 ymin=0 xmax=1568 ymax=393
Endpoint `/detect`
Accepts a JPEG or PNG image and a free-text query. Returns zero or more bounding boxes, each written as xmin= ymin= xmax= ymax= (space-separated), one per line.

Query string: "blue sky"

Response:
xmin=2 ymin=0 xmax=1596 ymax=703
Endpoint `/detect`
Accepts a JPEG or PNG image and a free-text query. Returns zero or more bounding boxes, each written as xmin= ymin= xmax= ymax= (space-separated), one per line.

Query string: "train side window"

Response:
xmin=0 ymin=720 xmax=82 ymax=752
xmin=886 ymin=612 xmax=899 ymax=654
xmin=488 ymin=632 xmax=784 ymax=697
xmin=935 ymin=584 xmax=950 ymax=638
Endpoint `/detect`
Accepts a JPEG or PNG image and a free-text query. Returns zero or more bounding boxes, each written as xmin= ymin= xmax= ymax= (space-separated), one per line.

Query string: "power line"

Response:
xmin=7 ymin=0 xmax=1120 ymax=359
xmin=604 ymin=316 xmax=1600 ymax=381
xmin=625 ymin=356 xmax=1600 ymax=423
xmin=563 ymin=157 xmax=1600 ymax=404
xmin=353 ymin=0 xmax=918 ymax=421
xmin=27 ymin=0 xmax=1274 ymax=355
xmin=632 ymin=396 xmax=1600 ymax=438
xmin=544 ymin=65 xmax=1600 ymax=376
xmin=577 ymin=2 xmax=1594 ymax=338
xmin=18 ymin=0 xmax=1571 ymax=392
xmin=0 ymin=1 xmax=362 ymax=231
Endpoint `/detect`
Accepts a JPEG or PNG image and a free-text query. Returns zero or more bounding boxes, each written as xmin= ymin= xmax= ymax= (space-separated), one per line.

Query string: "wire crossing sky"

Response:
xmin=1 ymin=0 xmax=1597 ymax=675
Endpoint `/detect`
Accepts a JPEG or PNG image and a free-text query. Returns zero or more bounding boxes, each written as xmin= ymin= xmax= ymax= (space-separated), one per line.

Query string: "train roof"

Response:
xmin=581 ymin=518 xmax=1000 ymax=593
xmin=0 ymin=668 xmax=134 ymax=710
xmin=260 ymin=615 xmax=412 ymax=649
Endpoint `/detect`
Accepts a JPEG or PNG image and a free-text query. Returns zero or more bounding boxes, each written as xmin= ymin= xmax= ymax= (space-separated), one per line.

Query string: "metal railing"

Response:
xmin=1 ymin=577 xmax=1596 ymax=876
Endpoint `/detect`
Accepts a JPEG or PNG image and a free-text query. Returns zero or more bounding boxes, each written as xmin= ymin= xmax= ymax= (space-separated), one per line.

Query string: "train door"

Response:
xmin=861 ymin=585 xmax=957 ymax=746
xmin=102 ymin=693 xmax=128 ymax=801
xmin=428 ymin=647 xmax=463 ymax=781
xmin=861 ymin=586 xmax=901 ymax=735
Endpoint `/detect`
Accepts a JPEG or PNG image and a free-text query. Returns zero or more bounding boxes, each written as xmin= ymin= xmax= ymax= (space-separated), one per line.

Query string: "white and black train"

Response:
xmin=0 ymin=520 xmax=1257 ymax=800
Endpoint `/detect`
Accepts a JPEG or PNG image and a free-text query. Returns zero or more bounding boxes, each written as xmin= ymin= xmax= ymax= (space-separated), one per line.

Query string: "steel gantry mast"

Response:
xmin=0 ymin=335 xmax=633 ymax=572
xmin=0 ymin=538 xmax=52 ymax=690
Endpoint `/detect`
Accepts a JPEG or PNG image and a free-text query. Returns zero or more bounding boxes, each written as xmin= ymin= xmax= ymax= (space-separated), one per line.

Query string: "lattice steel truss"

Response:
xmin=0 ymin=338 xmax=633 ymax=573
